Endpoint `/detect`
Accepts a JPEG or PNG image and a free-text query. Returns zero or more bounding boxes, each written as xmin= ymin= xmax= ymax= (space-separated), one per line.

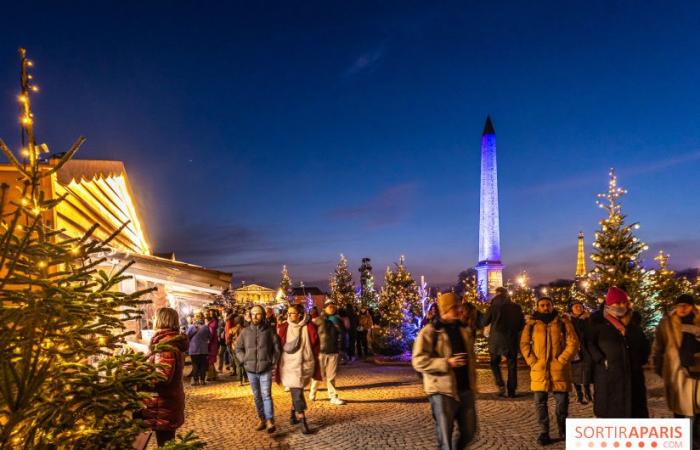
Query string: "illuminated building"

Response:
xmin=0 ymin=159 xmax=232 ymax=344
xmin=233 ymin=283 xmax=277 ymax=304
xmin=475 ymin=116 xmax=504 ymax=298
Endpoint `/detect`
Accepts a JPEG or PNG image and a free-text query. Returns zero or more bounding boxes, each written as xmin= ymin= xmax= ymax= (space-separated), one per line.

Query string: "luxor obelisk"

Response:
xmin=476 ymin=116 xmax=504 ymax=298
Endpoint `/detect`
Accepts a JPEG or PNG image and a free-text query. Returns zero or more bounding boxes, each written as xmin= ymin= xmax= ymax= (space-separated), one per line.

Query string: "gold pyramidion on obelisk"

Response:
xmin=575 ymin=231 xmax=586 ymax=278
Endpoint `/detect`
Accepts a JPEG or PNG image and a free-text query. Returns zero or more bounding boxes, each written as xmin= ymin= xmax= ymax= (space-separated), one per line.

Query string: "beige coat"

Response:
xmin=279 ymin=322 xmax=315 ymax=389
xmin=652 ymin=309 xmax=700 ymax=416
xmin=520 ymin=315 xmax=579 ymax=392
xmin=412 ymin=323 xmax=477 ymax=399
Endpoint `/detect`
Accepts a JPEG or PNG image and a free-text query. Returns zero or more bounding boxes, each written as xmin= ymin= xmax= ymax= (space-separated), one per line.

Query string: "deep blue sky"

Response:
xmin=1 ymin=1 xmax=699 ymax=288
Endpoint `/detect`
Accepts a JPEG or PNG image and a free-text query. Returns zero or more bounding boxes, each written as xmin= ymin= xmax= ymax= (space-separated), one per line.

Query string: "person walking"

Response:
xmin=481 ymin=287 xmax=524 ymax=397
xmin=141 ymin=308 xmax=188 ymax=447
xmin=218 ymin=311 xmax=232 ymax=374
xmin=412 ymin=292 xmax=477 ymax=450
xmin=228 ymin=315 xmax=247 ymax=385
xmin=206 ymin=309 xmax=220 ymax=381
xmin=587 ymin=286 xmax=651 ymax=418
xmin=310 ymin=299 xmax=347 ymax=405
xmin=652 ymin=293 xmax=700 ymax=444
xmin=520 ymin=297 xmax=579 ymax=446
xmin=186 ymin=313 xmax=210 ymax=386
xmin=356 ymin=305 xmax=373 ymax=359
xmin=234 ymin=305 xmax=281 ymax=433
xmin=275 ymin=304 xmax=321 ymax=434
xmin=568 ymin=301 xmax=593 ymax=404
xmin=346 ymin=305 xmax=359 ymax=362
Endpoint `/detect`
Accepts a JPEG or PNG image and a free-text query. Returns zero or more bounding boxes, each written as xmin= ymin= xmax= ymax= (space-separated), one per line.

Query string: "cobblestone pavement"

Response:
xmin=173 ymin=362 xmax=668 ymax=450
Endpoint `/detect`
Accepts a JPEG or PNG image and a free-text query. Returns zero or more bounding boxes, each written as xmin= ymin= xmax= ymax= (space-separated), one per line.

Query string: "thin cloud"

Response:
xmin=328 ymin=182 xmax=418 ymax=228
xmin=344 ymin=46 xmax=385 ymax=77
xmin=520 ymin=149 xmax=700 ymax=194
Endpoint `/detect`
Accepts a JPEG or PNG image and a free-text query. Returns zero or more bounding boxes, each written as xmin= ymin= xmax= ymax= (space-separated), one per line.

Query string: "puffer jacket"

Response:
xmin=187 ymin=322 xmax=210 ymax=355
xmin=520 ymin=312 xmax=579 ymax=392
xmin=142 ymin=329 xmax=188 ymax=431
xmin=652 ymin=309 xmax=700 ymax=416
xmin=412 ymin=321 xmax=477 ymax=400
xmin=234 ymin=321 xmax=281 ymax=374
xmin=313 ymin=313 xmax=344 ymax=354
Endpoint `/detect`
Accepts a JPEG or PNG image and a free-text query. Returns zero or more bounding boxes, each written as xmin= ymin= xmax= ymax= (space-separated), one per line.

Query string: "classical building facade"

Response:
xmin=234 ymin=283 xmax=277 ymax=304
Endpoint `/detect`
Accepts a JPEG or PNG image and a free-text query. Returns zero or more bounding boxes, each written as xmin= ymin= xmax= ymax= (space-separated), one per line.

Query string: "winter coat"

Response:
xmin=275 ymin=319 xmax=322 ymax=387
xmin=358 ymin=312 xmax=373 ymax=332
xmin=187 ymin=322 xmax=210 ymax=355
xmin=234 ymin=321 xmax=281 ymax=374
xmin=520 ymin=313 xmax=579 ymax=392
xmin=207 ymin=318 xmax=219 ymax=365
xmin=569 ymin=312 xmax=593 ymax=385
xmin=412 ymin=321 xmax=477 ymax=400
xmin=482 ymin=294 xmax=525 ymax=355
xmin=142 ymin=329 xmax=188 ymax=431
xmin=313 ymin=313 xmax=344 ymax=354
xmin=587 ymin=309 xmax=650 ymax=418
xmin=652 ymin=309 xmax=700 ymax=416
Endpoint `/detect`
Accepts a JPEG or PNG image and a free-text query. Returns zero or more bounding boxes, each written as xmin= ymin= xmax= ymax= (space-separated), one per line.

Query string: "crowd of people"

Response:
xmin=412 ymin=286 xmax=700 ymax=449
xmin=134 ymin=286 xmax=699 ymax=448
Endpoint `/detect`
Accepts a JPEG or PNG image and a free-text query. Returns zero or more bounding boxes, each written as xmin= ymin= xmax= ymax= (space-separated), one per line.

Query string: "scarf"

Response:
xmin=604 ymin=308 xmax=628 ymax=336
xmin=284 ymin=316 xmax=309 ymax=354
xmin=532 ymin=310 xmax=557 ymax=324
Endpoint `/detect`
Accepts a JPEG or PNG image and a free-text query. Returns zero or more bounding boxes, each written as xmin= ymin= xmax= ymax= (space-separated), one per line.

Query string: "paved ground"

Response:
xmin=172 ymin=362 xmax=669 ymax=449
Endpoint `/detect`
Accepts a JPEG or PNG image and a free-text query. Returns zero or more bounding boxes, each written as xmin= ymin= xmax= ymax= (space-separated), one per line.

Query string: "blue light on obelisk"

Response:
xmin=476 ymin=116 xmax=504 ymax=298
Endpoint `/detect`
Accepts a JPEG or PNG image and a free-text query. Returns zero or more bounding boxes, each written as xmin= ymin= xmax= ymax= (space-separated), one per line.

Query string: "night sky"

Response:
xmin=1 ymin=1 xmax=699 ymax=289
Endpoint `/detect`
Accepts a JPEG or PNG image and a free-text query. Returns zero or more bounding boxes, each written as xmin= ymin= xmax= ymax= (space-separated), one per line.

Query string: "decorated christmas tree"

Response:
xmin=277 ymin=264 xmax=292 ymax=302
xmin=374 ymin=256 xmax=421 ymax=354
xmin=510 ymin=272 xmax=536 ymax=315
xmin=590 ymin=169 xmax=647 ymax=299
xmin=329 ymin=254 xmax=356 ymax=307
xmin=358 ymin=257 xmax=378 ymax=310
xmin=0 ymin=49 xmax=202 ymax=450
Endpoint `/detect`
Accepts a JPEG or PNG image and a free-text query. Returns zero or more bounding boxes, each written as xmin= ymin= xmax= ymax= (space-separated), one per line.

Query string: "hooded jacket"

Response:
xmin=142 ymin=329 xmax=188 ymax=431
xmin=275 ymin=318 xmax=322 ymax=386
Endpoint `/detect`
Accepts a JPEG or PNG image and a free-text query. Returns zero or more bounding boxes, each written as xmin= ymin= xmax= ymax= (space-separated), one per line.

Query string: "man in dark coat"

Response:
xmin=568 ymin=301 xmax=593 ymax=404
xmin=234 ymin=305 xmax=282 ymax=433
xmin=587 ymin=287 xmax=650 ymax=418
xmin=481 ymin=287 xmax=524 ymax=397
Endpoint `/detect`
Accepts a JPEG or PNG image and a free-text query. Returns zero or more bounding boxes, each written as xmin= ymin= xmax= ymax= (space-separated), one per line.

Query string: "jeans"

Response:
xmin=489 ymin=351 xmax=518 ymax=394
xmin=534 ymin=391 xmax=569 ymax=436
xmin=247 ymin=371 xmax=274 ymax=420
xmin=290 ymin=387 xmax=307 ymax=412
xmin=191 ymin=354 xmax=208 ymax=382
xmin=218 ymin=345 xmax=231 ymax=371
xmin=428 ymin=390 xmax=477 ymax=450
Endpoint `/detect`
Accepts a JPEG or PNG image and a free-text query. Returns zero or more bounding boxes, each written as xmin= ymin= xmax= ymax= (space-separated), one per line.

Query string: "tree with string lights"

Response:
xmin=329 ymin=254 xmax=356 ymax=307
xmin=0 ymin=49 xmax=202 ymax=450
xmin=589 ymin=169 xmax=647 ymax=299
xmin=277 ymin=264 xmax=292 ymax=302
xmin=374 ymin=256 xmax=421 ymax=354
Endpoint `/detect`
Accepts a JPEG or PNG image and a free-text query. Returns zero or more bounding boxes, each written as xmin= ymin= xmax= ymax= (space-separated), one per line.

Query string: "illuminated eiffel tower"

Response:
xmin=575 ymin=231 xmax=586 ymax=278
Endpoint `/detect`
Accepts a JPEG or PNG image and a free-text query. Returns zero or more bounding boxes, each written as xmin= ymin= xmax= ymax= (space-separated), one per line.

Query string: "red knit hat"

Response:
xmin=606 ymin=286 xmax=629 ymax=305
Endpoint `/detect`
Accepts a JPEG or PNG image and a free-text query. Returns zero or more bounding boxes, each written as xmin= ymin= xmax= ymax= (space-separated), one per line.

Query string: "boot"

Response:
xmin=575 ymin=385 xmax=587 ymax=405
xmin=265 ymin=419 xmax=276 ymax=433
xmin=300 ymin=415 xmax=311 ymax=435
xmin=290 ymin=409 xmax=299 ymax=425
xmin=537 ymin=433 xmax=551 ymax=446
xmin=254 ymin=419 xmax=266 ymax=432
xmin=584 ymin=385 xmax=593 ymax=403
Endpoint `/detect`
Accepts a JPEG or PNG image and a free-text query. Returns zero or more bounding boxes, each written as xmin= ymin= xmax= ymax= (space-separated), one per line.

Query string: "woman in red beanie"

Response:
xmin=586 ymin=287 xmax=651 ymax=418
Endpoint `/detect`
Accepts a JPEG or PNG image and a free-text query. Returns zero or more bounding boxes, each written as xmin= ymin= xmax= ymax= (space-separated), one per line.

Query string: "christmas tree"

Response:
xmin=374 ymin=256 xmax=421 ymax=354
xmin=277 ymin=264 xmax=292 ymax=302
xmin=358 ymin=258 xmax=378 ymax=310
xmin=510 ymin=272 xmax=536 ymax=314
xmin=329 ymin=254 xmax=356 ymax=307
xmin=0 ymin=49 xmax=202 ymax=449
xmin=590 ymin=169 xmax=647 ymax=300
